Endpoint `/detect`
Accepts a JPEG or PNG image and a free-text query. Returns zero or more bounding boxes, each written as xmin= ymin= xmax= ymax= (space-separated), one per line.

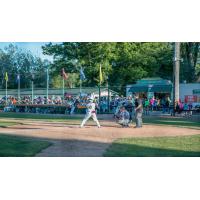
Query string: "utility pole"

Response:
xmin=173 ymin=42 xmax=181 ymax=116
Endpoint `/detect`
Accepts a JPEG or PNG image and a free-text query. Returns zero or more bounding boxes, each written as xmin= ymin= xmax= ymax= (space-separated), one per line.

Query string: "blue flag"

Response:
xmin=80 ymin=67 xmax=86 ymax=80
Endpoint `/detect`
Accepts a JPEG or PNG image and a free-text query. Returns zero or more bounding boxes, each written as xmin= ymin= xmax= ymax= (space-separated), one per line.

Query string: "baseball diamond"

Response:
xmin=0 ymin=113 xmax=199 ymax=157
xmin=0 ymin=42 xmax=200 ymax=157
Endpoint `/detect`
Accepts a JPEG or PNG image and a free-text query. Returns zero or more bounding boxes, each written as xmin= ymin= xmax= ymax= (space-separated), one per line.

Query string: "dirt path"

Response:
xmin=0 ymin=119 xmax=199 ymax=156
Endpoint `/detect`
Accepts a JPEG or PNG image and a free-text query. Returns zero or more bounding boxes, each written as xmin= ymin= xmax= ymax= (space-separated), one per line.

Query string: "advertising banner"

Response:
xmin=185 ymin=95 xmax=197 ymax=103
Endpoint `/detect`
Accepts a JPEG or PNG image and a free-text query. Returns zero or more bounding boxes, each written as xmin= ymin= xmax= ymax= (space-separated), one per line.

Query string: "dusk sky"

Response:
xmin=0 ymin=42 xmax=56 ymax=61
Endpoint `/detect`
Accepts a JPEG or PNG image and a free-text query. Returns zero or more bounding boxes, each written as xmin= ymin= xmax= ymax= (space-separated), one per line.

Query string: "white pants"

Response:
xmin=81 ymin=112 xmax=100 ymax=127
xmin=118 ymin=119 xmax=129 ymax=126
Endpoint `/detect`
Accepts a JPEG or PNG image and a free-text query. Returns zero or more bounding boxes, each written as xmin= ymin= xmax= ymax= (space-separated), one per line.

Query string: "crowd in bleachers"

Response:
xmin=0 ymin=95 xmax=64 ymax=105
xmin=0 ymin=95 xmax=89 ymax=114
xmin=0 ymin=94 xmax=198 ymax=116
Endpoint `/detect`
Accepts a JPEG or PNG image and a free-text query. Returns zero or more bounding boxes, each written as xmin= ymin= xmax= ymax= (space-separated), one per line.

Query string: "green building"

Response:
xmin=126 ymin=78 xmax=173 ymax=99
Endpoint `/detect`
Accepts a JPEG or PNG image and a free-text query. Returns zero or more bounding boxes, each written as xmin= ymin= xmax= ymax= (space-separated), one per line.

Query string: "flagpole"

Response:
xmin=107 ymin=76 xmax=110 ymax=113
xmin=46 ymin=66 xmax=49 ymax=104
xmin=62 ymin=78 xmax=65 ymax=101
xmin=79 ymin=67 xmax=84 ymax=95
xmin=6 ymin=80 xmax=8 ymax=105
xmin=80 ymin=79 xmax=82 ymax=94
xmin=32 ymin=81 xmax=34 ymax=104
xmin=99 ymin=64 xmax=101 ymax=112
xmin=18 ymin=75 xmax=20 ymax=102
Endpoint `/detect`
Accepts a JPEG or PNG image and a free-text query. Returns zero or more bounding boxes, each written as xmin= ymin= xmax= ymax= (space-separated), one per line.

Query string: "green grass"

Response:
xmin=0 ymin=112 xmax=107 ymax=125
xmin=0 ymin=134 xmax=51 ymax=157
xmin=104 ymin=135 xmax=200 ymax=157
xmin=0 ymin=112 xmax=199 ymax=128
xmin=143 ymin=116 xmax=200 ymax=129
xmin=0 ymin=112 xmax=82 ymax=121
xmin=0 ymin=121 xmax=20 ymax=128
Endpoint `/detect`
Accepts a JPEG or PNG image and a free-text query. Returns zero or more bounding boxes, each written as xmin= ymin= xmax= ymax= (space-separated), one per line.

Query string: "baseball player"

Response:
xmin=118 ymin=106 xmax=130 ymax=127
xmin=134 ymin=94 xmax=143 ymax=128
xmin=80 ymin=98 xmax=101 ymax=128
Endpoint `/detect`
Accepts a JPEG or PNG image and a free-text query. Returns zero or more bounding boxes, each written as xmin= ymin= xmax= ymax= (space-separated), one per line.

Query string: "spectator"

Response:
xmin=144 ymin=98 xmax=150 ymax=115
xmin=183 ymin=103 xmax=189 ymax=117
xmin=188 ymin=103 xmax=193 ymax=117
xmin=150 ymin=97 xmax=155 ymax=111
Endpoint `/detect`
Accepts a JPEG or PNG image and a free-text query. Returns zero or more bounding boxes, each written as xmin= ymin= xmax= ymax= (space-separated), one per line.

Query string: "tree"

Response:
xmin=42 ymin=42 xmax=174 ymax=93
xmin=109 ymin=42 xmax=173 ymax=87
xmin=42 ymin=42 xmax=116 ymax=87
xmin=0 ymin=44 xmax=50 ymax=89
xmin=181 ymin=42 xmax=200 ymax=82
xmin=0 ymin=49 xmax=13 ymax=88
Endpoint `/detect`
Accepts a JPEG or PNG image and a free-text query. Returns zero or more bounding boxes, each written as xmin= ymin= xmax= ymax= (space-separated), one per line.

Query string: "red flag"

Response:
xmin=61 ymin=68 xmax=68 ymax=80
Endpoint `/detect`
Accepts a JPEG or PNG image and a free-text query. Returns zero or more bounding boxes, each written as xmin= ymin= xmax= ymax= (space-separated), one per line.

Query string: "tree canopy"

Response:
xmin=0 ymin=42 xmax=199 ymax=92
xmin=0 ymin=44 xmax=50 ymax=89
xmin=180 ymin=42 xmax=200 ymax=83
xmin=42 ymin=42 xmax=175 ymax=89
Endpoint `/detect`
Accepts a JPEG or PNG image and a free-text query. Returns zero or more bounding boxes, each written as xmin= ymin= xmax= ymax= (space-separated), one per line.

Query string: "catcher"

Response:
xmin=117 ymin=106 xmax=130 ymax=127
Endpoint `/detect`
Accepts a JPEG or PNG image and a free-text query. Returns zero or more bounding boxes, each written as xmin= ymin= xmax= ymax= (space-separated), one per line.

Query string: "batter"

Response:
xmin=80 ymin=98 xmax=101 ymax=128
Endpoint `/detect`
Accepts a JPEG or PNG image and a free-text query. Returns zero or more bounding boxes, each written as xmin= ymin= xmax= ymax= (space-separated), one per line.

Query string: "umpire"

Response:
xmin=125 ymin=100 xmax=133 ymax=122
xmin=134 ymin=94 xmax=143 ymax=128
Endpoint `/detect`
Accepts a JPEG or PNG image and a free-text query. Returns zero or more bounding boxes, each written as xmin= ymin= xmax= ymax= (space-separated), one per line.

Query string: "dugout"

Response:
xmin=127 ymin=78 xmax=173 ymax=99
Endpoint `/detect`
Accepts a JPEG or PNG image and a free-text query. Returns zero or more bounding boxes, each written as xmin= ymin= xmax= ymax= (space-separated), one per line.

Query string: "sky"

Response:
xmin=0 ymin=42 xmax=55 ymax=61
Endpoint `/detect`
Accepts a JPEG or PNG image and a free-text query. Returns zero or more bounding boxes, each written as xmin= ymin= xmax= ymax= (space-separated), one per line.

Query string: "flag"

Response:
xmin=61 ymin=68 xmax=68 ymax=80
xmin=99 ymin=64 xmax=103 ymax=84
xmin=80 ymin=67 xmax=86 ymax=80
xmin=5 ymin=72 xmax=8 ymax=82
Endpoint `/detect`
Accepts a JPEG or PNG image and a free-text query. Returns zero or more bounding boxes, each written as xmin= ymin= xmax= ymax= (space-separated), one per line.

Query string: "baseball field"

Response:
xmin=0 ymin=112 xmax=199 ymax=157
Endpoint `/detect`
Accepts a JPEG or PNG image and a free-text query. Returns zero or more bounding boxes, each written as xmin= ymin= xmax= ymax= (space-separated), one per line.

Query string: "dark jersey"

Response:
xmin=135 ymin=99 xmax=143 ymax=113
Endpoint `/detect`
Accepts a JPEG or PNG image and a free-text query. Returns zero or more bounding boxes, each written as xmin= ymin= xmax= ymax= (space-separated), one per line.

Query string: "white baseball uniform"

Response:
xmin=80 ymin=102 xmax=101 ymax=128
xmin=118 ymin=110 xmax=130 ymax=126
